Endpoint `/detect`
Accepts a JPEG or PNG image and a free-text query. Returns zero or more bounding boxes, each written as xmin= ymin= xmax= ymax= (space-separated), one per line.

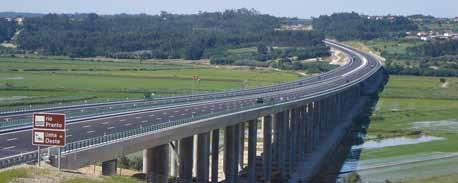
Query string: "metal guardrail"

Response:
xmin=0 ymin=100 xmax=275 ymax=169
xmin=0 ymin=52 xmax=355 ymax=131
xmin=0 ymin=151 xmax=38 ymax=169
xmin=0 ymin=98 xmax=132 ymax=115
xmin=0 ymin=60 xmax=356 ymax=131
xmin=62 ymin=101 xmax=273 ymax=153
xmin=0 ymin=41 xmax=383 ymax=170
xmin=0 ymin=52 xmax=354 ymax=117
xmin=0 ymin=95 xmax=220 ymax=130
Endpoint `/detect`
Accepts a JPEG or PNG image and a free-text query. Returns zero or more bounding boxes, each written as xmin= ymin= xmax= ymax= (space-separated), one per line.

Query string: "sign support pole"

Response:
xmin=58 ymin=147 xmax=62 ymax=171
xmin=37 ymin=146 xmax=40 ymax=167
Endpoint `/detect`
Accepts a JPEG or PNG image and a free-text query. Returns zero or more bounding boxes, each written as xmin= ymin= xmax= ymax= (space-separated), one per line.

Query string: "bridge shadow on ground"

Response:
xmin=312 ymin=93 xmax=382 ymax=183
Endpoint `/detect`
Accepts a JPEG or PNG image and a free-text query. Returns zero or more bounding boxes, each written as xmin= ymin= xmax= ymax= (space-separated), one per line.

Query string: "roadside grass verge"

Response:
xmin=0 ymin=168 xmax=30 ymax=183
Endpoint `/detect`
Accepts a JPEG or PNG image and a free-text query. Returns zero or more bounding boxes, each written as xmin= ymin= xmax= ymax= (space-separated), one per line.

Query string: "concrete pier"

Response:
xmin=211 ymin=129 xmax=219 ymax=183
xmin=248 ymin=120 xmax=257 ymax=183
xmin=196 ymin=132 xmax=210 ymax=183
xmin=101 ymin=159 xmax=117 ymax=176
xmin=263 ymin=115 xmax=273 ymax=183
xmin=178 ymin=136 xmax=194 ymax=183
xmin=279 ymin=111 xmax=288 ymax=180
xmin=224 ymin=125 xmax=237 ymax=183
xmin=143 ymin=144 xmax=169 ymax=183
xmin=239 ymin=123 xmax=245 ymax=170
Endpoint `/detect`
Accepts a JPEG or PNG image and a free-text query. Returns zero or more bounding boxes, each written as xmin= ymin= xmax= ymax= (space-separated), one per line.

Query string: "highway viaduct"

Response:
xmin=0 ymin=40 xmax=388 ymax=182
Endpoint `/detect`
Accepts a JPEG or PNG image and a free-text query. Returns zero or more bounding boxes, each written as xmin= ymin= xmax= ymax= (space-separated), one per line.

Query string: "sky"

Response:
xmin=2 ymin=0 xmax=457 ymax=18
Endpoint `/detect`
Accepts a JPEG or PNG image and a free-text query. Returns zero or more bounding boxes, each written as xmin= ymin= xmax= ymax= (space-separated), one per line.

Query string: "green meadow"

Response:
xmin=0 ymin=57 xmax=300 ymax=106
xmin=361 ymin=75 xmax=458 ymax=159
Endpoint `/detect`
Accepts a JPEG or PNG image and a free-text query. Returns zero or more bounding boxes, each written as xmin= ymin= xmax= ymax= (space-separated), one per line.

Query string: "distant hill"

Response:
xmin=0 ymin=12 xmax=44 ymax=18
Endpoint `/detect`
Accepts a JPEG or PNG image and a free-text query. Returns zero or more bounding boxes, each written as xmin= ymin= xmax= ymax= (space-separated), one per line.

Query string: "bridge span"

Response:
xmin=0 ymin=40 xmax=388 ymax=182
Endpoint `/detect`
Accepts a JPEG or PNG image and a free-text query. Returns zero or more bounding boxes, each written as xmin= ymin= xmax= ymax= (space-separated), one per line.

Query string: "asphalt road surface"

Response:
xmin=0 ymin=41 xmax=381 ymax=160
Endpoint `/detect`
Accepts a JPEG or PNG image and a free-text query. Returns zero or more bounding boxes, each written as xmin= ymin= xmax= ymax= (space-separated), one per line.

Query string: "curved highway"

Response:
xmin=0 ymin=40 xmax=383 ymax=168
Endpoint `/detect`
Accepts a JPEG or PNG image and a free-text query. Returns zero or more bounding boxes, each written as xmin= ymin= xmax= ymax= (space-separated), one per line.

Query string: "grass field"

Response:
xmin=0 ymin=166 xmax=141 ymax=183
xmin=352 ymin=75 xmax=458 ymax=182
xmin=0 ymin=57 xmax=196 ymax=71
xmin=0 ymin=57 xmax=300 ymax=106
xmin=360 ymin=76 xmax=458 ymax=160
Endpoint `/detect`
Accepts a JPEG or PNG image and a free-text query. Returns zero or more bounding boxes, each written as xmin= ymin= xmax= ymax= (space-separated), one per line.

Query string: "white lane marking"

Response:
xmin=102 ymin=122 xmax=109 ymax=125
xmin=107 ymin=127 xmax=115 ymax=130
xmin=162 ymin=112 xmax=167 ymax=115
xmin=169 ymin=115 xmax=175 ymax=118
xmin=135 ymin=116 xmax=142 ymax=119
xmin=67 ymin=134 xmax=73 ymax=137
xmin=1 ymin=63 xmax=363 ymax=138
xmin=125 ymin=123 xmax=132 ymax=126
xmin=6 ymin=138 xmax=17 ymax=141
xmin=2 ymin=146 xmax=15 ymax=150
xmin=120 ymin=119 xmax=126 ymax=122
xmin=325 ymin=41 xmax=368 ymax=77
xmin=87 ymin=131 xmax=95 ymax=134
xmin=83 ymin=125 xmax=91 ymax=128
xmin=174 ymin=111 xmax=179 ymax=113
xmin=156 ymin=118 xmax=162 ymax=120
xmin=141 ymin=120 xmax=148 ymax=123
xmin=149 ymin=114 xmax=155 ymax=117
xmin=181 ymin=113 xmax=186 ymax=116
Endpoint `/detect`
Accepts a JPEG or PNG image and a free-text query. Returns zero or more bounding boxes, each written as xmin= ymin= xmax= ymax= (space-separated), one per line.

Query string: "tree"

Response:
xmin=257 ymin=44 xmax=268 ymax=54
xmin=0 ymin=18 xmax=17 ymax=43
xmin=312 ymin=12 xmax=418 ymax=41
xmin=440 ymin=78 xmax=446 ymax=83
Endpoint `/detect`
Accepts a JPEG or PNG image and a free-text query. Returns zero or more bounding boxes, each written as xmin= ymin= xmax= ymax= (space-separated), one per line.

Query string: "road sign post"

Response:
xmin=32 ymin=113 xmax=66 ymax=169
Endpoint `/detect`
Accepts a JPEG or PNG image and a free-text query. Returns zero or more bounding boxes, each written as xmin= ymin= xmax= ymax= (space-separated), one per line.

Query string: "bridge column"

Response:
xmin=248 ymin=119 xmax=257 ymax=183
xmin=306 ymin=104 xmax=313 ymax=153
xmin=101 ymin=159 xmax=117 ymax=176
xmin=211 ymin=129 xmax=219 ymax=183
xmin=170 ymin=141 xmax=178 ymax=177
xmin=224 ymin=125 xmax=239 ymax=183
xmin=239 ymin=123 xmax=246 ymax=170
xmin=320 ymin=100 xmax=326 ymax=139
xmin=302 ymin=105 xmax=308 ymax=158
xmin=289 ymin=109 xmax=298 ymax=173
xmin=324 ymin=99 xmax=330 ymax=135
xmin=263 ymin=115 xmax=272 ymax=183
xmin=178 ymin=136 xmax=194 ymax=183
xmin=234 ymin=123 xmax=241 ymax=182
xmin=279 ymin=111 xmax=288 ymax=180
xmin=314 ymin=101 xmax=321 ymax=147
xmin=143 ymin=144 xmax=169 ymax=183
xmin=311 ymin=102 xmax=317 ymax=148
xmin=197 ymin=132 xmax=210 ymax=183
xmin=332 ymin=95 xmax=338 ymax=127
xmin=297 ymin=106 xmax=305 ymax=160
xmin=272 ymin=113 xmax=279 ymax=166
xmin=336 ymin=94 xmax=342 ymax=125
xmin=318 ymin=100 xmax=324 ymax=144
xmin=295 ymin=108 xmax=302 ymax=161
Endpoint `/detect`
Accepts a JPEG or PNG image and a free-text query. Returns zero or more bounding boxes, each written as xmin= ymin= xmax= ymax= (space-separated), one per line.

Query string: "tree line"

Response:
xmin=0 ymin=18 xmax=16 ymax=43
xmin=382 ymin=39 xmax=458 ymax=77
xmin=407 ymin=40 xmax=458 ymax=57
xmin=16 ymin=9 xmax=328 ymax=60
xmin=312 ymin=12 xmax=418 ymax=41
